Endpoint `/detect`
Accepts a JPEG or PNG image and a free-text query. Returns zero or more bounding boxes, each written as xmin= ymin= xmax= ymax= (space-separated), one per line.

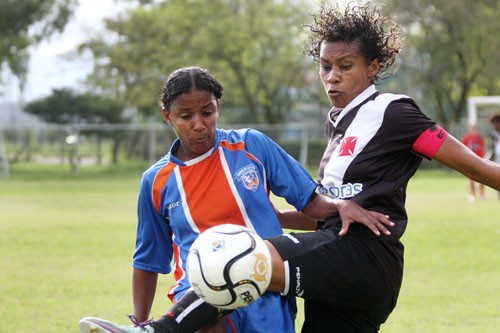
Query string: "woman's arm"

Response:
xmin=434 ymin=135 xmax=500 ymax=190
xmin=274 ymin=207 xmax=317 ymax=231
xmin=132 ymin=268 xmax=158 ymax=322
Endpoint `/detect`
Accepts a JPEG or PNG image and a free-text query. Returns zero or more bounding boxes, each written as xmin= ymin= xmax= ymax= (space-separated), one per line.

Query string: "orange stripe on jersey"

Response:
xmin=220 ymin=139 xmax=261 ymax=164
xmin=219 ymin=140 xmax=245 ymax=151
xmin=226 ymin=316 xmax=237 ymax=333
xmin=152 ymin=163 xmax=176 ymax=214
xmin=179 ymin=149 xmax=245 ymax=232
xmin=167 ymin=241 xmax=183 ymax=303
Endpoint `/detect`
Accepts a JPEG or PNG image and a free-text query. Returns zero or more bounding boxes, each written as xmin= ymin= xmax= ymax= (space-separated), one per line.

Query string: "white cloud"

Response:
xmin=4 ymin=0 xmax=133 ymax=103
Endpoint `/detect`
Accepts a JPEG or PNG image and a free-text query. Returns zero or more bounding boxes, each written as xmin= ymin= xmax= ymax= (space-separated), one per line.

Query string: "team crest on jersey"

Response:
xmin=339 ymin=136 xmax=357 ymax=156
xmin=235 ymin=165 xmax=259 ymax=191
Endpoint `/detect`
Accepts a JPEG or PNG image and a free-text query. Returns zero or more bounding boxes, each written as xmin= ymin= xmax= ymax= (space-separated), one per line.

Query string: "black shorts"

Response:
xmin=267 ymin=224 xmax=404 ymax=332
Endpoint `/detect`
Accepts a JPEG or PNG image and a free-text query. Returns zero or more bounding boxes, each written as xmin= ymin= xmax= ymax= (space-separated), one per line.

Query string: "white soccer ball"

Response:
xmin=186 ymin=224 xmax=272 ymax=310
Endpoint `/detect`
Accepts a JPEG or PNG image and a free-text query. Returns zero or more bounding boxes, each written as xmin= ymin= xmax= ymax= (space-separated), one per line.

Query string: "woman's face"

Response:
xmin=163 ymin=89 xmax=219 ymax=161
xmin=318 ymin=40 xmax=380 ymax=108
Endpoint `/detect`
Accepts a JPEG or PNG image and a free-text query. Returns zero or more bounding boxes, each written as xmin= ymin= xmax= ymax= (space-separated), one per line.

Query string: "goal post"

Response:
xmin=467 ymin=96 xmax=500 ymax=125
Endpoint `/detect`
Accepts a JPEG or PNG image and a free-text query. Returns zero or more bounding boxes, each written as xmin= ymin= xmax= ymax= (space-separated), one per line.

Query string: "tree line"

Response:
xmin=2 ymin=0 xmax=499 ymax=129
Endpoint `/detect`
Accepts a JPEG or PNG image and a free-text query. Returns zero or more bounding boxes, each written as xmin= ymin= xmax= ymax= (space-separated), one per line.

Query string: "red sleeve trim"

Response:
xmin=412 ymin=125 xmax=448 ymax=159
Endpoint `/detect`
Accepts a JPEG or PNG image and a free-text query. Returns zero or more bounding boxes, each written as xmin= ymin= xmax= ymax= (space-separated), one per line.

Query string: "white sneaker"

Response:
xmin=79 ymin=316 xmax=155 ymax=333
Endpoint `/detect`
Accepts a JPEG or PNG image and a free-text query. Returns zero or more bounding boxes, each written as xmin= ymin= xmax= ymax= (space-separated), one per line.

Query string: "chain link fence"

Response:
xmin=0 ymin=122 xmax=327 ymax=177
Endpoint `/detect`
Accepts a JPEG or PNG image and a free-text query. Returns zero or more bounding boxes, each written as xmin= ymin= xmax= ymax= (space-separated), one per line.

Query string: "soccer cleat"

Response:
xmin=79 ymin=315 xmax=155 ymax=333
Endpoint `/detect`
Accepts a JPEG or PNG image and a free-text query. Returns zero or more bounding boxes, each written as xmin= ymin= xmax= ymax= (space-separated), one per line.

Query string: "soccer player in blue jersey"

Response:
xmin=79 ymin=66 xmax=392 ymax=333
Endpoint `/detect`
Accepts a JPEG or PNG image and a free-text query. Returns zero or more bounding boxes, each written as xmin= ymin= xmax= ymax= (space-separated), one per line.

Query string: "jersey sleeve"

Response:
xmin=132 ymin=172 xmax=173 ymax=274
xmin=243 ymin=129 xmax=317 ymax=211
xmin=384 ymin=99 xmax=445 ymax=160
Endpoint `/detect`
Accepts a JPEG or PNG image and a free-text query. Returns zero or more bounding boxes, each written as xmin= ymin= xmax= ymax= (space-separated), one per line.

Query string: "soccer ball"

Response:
xmin=186 ymin=224 xmax=272 ymax=310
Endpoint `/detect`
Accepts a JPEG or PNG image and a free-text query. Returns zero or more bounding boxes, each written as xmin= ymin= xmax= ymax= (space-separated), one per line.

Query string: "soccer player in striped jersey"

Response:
xmin=266 ymin=3 xmax=500 ymax=332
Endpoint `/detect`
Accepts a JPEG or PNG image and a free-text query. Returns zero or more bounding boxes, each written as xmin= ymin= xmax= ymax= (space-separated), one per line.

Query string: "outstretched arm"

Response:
xmin=434 ymin=135 xmax=500 ymax=190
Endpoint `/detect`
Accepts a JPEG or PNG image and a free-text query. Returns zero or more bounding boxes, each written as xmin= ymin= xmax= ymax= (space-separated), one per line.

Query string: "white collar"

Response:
xmin=328 ymin=85 xmax=377 ymax=125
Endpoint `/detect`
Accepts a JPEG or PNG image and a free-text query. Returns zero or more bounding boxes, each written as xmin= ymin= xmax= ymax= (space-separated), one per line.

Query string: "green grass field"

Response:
xmin=1 ymin=164 xmax=498 ymax=332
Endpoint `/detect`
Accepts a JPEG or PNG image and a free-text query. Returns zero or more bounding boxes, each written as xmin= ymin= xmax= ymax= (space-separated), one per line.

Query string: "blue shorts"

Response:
xmin=226 ymin=292 xmax=296 ymax=333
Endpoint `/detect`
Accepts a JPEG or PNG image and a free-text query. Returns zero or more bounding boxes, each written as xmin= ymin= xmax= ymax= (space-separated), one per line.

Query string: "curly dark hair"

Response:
xmin=304 ymin=2 xmax=402 ymax=82
xmin=160 ymin=66 xmax=223 ymax=110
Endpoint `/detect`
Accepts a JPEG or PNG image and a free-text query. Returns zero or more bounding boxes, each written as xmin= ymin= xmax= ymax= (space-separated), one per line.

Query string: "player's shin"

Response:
xmin=152 ymin=290 xmax=233 ymax=333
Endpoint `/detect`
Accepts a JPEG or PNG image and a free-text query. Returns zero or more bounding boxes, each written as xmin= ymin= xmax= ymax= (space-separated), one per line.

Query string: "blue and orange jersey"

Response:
xmin=133 ymin=128 xmax=317 ymax=302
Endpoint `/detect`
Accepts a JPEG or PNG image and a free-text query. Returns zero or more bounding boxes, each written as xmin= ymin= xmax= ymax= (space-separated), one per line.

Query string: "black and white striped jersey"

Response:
xmin=317 ymin=85 xmax=447 ymax=237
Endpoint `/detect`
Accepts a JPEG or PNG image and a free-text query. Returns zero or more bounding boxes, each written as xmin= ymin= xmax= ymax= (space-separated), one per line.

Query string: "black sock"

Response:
xmin=150 ymin=290 xmax=233 ymax=333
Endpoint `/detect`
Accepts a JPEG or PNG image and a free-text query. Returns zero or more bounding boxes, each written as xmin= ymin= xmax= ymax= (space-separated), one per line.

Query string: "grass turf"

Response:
xmin=0 ymin=164 xmax=498 ymax=332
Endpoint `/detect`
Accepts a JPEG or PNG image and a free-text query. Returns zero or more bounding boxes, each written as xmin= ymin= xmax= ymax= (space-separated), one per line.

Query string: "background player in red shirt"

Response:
xmin=461 ymin=124 xmax=486 ymax=201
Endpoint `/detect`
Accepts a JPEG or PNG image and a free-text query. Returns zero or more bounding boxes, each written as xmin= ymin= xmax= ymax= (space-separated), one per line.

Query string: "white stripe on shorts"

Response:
xmin=283 ymin=233 xmax=300 ymax=244
xmin=281 ymin=260 xmax=290 ymax=296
